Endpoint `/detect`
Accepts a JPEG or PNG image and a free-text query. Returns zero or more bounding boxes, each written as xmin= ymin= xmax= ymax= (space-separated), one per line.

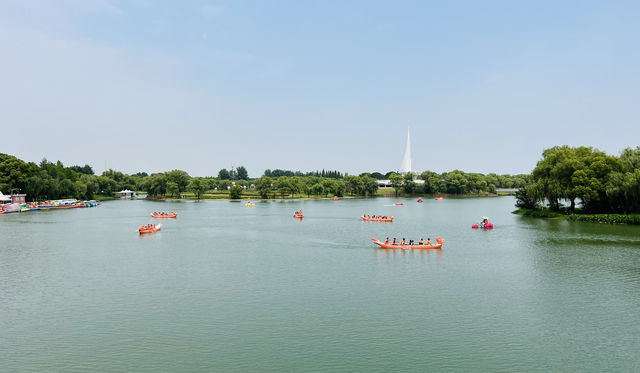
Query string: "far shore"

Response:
xmin=141 ymin=190 xmax=507 ymax=202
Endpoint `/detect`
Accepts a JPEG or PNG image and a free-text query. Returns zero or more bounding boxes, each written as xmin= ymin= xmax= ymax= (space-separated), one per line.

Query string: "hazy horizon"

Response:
xmin=2 ymin=1 xmax=638 ymax=178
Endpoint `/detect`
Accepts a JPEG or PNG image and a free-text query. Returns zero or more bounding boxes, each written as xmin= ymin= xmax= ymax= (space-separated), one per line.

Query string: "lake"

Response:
xmin=1 ymin=197 xmax=639 ymax=372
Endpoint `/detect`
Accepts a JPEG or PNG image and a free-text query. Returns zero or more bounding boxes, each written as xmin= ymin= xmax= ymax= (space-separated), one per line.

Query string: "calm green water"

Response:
xmin=1 ymin=197 xmax=639 ymax=372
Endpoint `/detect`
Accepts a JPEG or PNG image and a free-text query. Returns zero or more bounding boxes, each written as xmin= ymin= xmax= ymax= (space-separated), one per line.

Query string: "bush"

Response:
xmin=513 ymin=207 xmax=564 ymax=218
xmin=567 ymin=214 xmax=640 ymax=225
xmin=229 ymin=185 xmax=243 ymax=199
xmin=515 ymin=187 xmax=538 ymax=209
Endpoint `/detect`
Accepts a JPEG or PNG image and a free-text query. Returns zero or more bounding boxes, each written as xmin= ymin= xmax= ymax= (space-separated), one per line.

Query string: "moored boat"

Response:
xmin=371 ymin=237 xmax=444 ymax=249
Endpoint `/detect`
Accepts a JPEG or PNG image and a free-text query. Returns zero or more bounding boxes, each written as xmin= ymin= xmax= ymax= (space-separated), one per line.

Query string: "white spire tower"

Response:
xmin=399 ymin=127 xmax=412 ymax=174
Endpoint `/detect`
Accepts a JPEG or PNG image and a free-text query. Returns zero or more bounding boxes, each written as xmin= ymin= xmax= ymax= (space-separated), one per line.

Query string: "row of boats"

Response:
xmin=293 ymin=211 xmax=444 ymax=249
xmin=139 ymin=211 xmax=178 ymax=233
xmin=140 ymin=208 xmax=489 ymax=249
xmin=371 ymin=237 xmax=445 ymax=249
xmin=0 ymin=200 xmax=101 ymax=215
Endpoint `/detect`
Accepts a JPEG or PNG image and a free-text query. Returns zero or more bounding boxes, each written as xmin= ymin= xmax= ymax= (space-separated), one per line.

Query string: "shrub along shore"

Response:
xmin=513 ymin=207 xmax=640 ymax=225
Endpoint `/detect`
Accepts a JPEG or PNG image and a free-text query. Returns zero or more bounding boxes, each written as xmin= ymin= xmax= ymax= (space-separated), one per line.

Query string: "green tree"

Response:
xmin=80 ymin=174 xmax=98 ymax=199
xmin=345 ymin=175 xmax=364 ymax=196
xmin=145 ymin=174 xmax=168 ymax=196
xmin=515 ymin=186 xmax=539 ymax=209
xmin=166 ymin=181 xmax=180 ymax=198
xmin=402 ymin=173 xmax=416 ymax=194
xmin=442 ymin=170 xmax=470 ymax=194
xmin=275 ymin=176 xmax=294 ymax=198
xmin=311 ymin=180 xmax=324 ymax=196
xmin=97 ymin=175 xmax=117 ymax=196
xmin=59 ymin=179 xmax=75 ymax=198
xmin=532 ymin=146 xmax=621 ymax=212
xmin=236 ymin=166 xmax=248 ymax=180
xmin=0 ymin=154 xmax=37 ymax=194
xmin=229 ymin=185 xmax=243 ymax=199
xmin=188 ymin=177 xmax=208 ymax=199
xmin=289 ymin=176 xmax=303 ymax=197
xmin=420 ymin=171 xmax=442 ymax=194
xmin=255 ymin=176 xmax=273 ymax=199
xmin=166 ymin=170 xmax=190 ymax=193
xmin=388 ymin=173 xmax=404 ymax=197
xmin=606 ymin=147 xmax=640 ymax=213
xmin=320 ymin=179 xmax=337 ymax=197
xmin=218 ymin=168 xmax=231 ymax=180
xmin=362 ymin=175 xmax=379 ymax=196
xmin=74 ymin=181 xmax=87 ymax=200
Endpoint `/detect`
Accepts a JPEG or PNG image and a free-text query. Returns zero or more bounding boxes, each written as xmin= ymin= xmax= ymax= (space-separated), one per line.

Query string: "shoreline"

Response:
xmin=145 ymin=193 xmax=509 ymax=202
xmin=512 ymin=208 xmax=640 ymax=225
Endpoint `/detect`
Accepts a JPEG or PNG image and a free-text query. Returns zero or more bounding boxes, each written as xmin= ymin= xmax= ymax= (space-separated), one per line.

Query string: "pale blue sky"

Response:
xmin=1 ymin=0 xmax=638 ymax=177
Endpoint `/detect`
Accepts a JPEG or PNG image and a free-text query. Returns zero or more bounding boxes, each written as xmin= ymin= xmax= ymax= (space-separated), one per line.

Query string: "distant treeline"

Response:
xmin=264 ymin=169 xmax=345 ymax=179
xmin=516 ymin=145 xmax=640 ymax=214
xmin=0 ymin=152 xmax=529 ymax=201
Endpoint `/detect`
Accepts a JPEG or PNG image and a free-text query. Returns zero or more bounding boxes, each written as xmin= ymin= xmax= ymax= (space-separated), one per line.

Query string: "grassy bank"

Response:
xmin=377 ymin=188 xmax=500 ymax=198
xmin=513 ymin=207 xmax=640 ymax=225
xmin=94 ymin=195 xmax=115 ymax=201
xmin=512 ymin=207 xmax=565 ymax=219
xmin=567 ymin=214 xmax=640 ymax=225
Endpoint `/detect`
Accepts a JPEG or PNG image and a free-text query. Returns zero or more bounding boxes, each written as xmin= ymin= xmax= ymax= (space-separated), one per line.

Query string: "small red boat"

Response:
xmin=395 ymin=202 xmax=404 ymax=206
xmin=139 ymin=223 xmax=162 ymax=234
xmin=361 ymin=214 xmax=393 ymax=222
xmin=472 ymin=222 xmax=493 ymax=229
xmin=151 ymin=211 xmax=177 ymax=218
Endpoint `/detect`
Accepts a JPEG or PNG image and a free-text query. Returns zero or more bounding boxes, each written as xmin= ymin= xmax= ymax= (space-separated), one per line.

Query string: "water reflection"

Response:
xmin=374 ymin=247 xmax=443 ymax=258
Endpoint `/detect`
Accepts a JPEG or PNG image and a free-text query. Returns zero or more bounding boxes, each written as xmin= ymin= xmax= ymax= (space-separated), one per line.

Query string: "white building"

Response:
xmin=0 ymin=192 xmax=11 ymax=204
xmin=114 ymin=190 xmax=137 ymax=199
